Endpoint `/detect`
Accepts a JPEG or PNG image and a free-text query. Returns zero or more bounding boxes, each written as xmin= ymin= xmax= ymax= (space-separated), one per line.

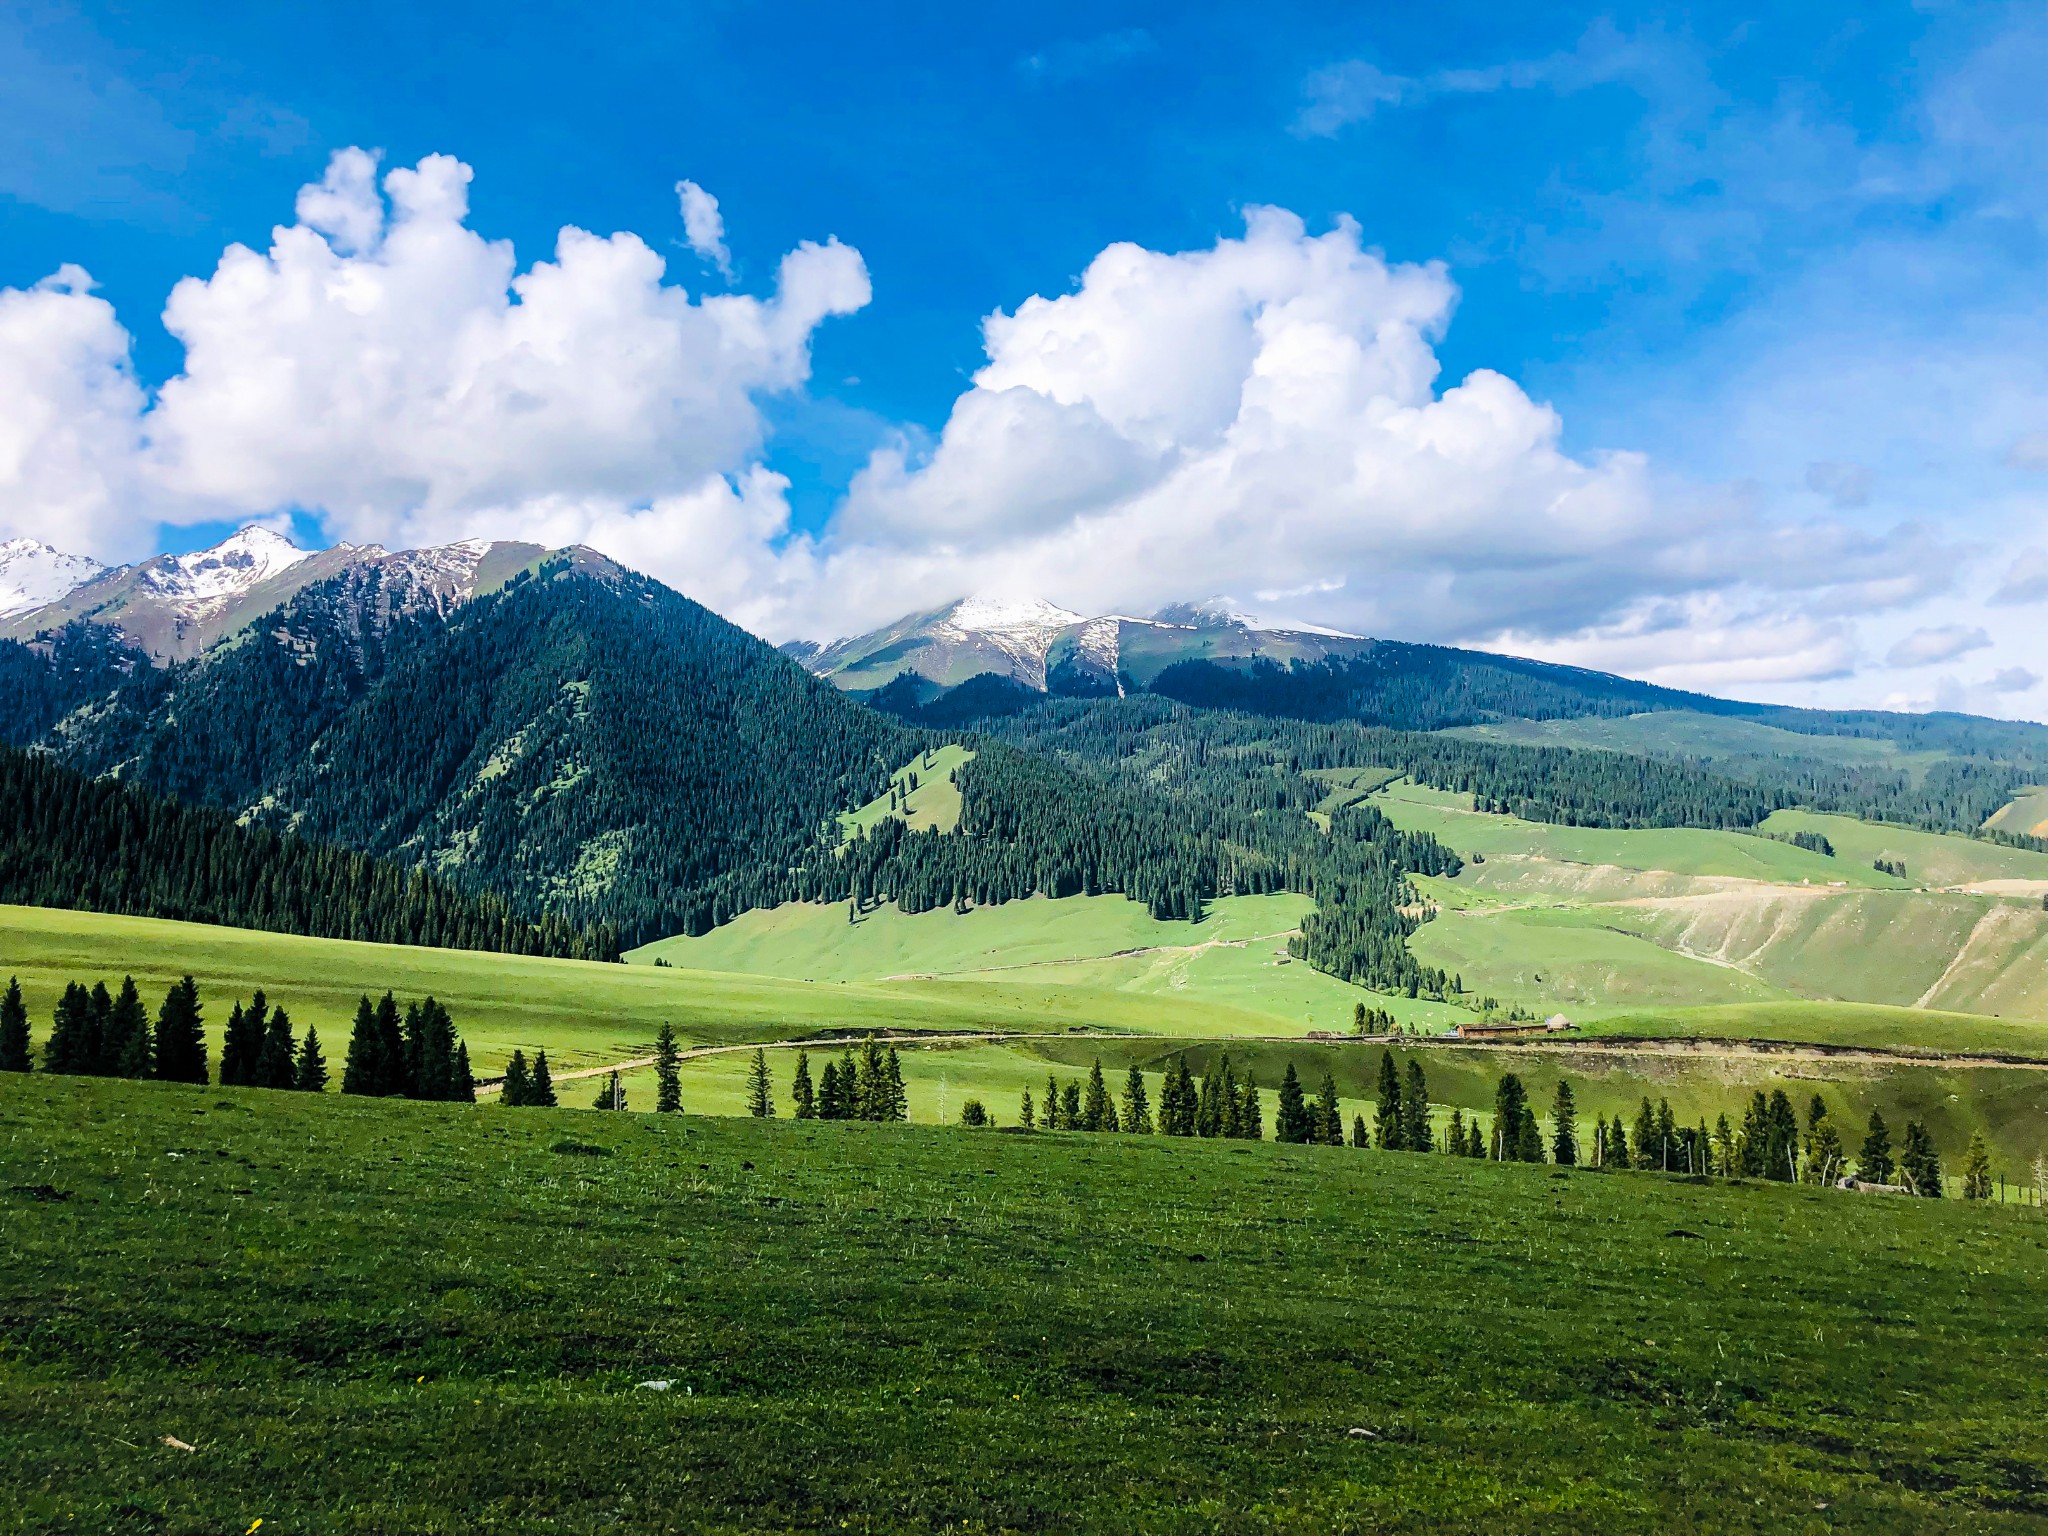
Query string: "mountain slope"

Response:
xmin=45 ymin=550 xmax=918 ymax=945
xmin=0 ymin=539 xmax=104 ymax=616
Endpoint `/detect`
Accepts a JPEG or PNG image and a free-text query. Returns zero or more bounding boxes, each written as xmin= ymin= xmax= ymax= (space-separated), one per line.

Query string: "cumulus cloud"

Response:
xmin=803 ymin=206 xmax=1948 ymax=674
xmin=674 ymin=179 xmax=733 ymax=278
xmin=0 ymin=265 xmax=150 ymax=559
xmin=1886 ymin=624 xmax=1991 ymax=668
xmin=0 ymin=157 xmax=1995 ymax=702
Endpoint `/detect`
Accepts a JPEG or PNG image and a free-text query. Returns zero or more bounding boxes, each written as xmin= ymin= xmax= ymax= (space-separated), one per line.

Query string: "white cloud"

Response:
xmin=0 ymin=265 xmax=151 ymax=559
xmin=674 ymin=179 xmax=733 ymax=279
xmin=1991 ymin=547 xmax=2048 ymax=605
xmin=1886 ymin=624 xmax=1991 ymax=668
xmin=1990 ymin=665 xmax=2041 ymax=694
xmin=802 ymin=206 xmax=1948 ymax=679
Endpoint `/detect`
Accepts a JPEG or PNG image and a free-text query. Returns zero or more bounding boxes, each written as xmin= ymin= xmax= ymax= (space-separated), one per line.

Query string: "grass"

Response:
xmin=837 ymin=741 xmax=974 ymax=836
xmin=7 ymin=1074 xmax=2048 ymax=1533
xmin=1985 ymin=787 xmax=2048 ymax=839
xmin=1442 ymin=710 xmax=1955 ymax=778
xmin=1761 ymin=809 xmax=2048 ymax=888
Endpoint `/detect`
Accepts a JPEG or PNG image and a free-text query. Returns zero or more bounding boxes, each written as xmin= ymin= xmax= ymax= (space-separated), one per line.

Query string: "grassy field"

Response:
xmin=838 ymin=741 xmax=974 ymax=836
xmin=1760 ymin=809 xmax=2048 ymax=888
xmin=1443 ymin=710 xmax=1954 ymax=778
xmin=7 ymin=1075 xmax=2048 ymax=1533
xmin=1986 ymin=787 xmax=2048 ymax=839
xmin=633 ymin=893 xmax=1465 ymax=1035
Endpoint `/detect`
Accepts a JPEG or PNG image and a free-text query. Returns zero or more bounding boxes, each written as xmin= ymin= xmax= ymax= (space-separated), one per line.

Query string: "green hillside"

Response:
xmin=837 ymin=741 xmax=975 ymax=836
xmin=1445 ymin=709 xmax=1954 ymax=776
xmin=7 ymin=1075 xmax=2048 ymax=1532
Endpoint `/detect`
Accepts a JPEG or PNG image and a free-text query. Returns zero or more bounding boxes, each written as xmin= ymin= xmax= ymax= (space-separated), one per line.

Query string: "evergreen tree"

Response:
xmin=1448 ymin=1107 xmax=1466 ymax=1158
xmin=42 ymin=982 xmax=95 ymax=1075
xmin=1122 ymin=1065 xmax=1153 ymax=1134
xmin=1061 ymin=1082 xmax=1082 ymax=1129
xmin=1275 ymin=1063 xmax=1312 ymax=1144
xmin=256 ymin=1004 xmax=297 ymax=1090
xmin=818 ymin=1060 xmax=843 ymax=1119
xmin=656 ymin=1024 xmax=684 ymax=1114
xmin=787 ymin=1046 xmax=812 ymax=1120
xmin=1805 ymin=1102 xmax=1846 ymax=1185
xmin=1900 ymin=1121 xmax=1942 ymax=1197
xmin=958 ymin=1098 xmax=990 ymax=1127
xmin=856 ymin=1037 xmax=888 ymax=1120
xmin=1763 ymin=1090 xmax=1800 ymax=1182
xmin=1195 ymin=1059 xmax=1225 ymax=1138
xmin=1044 ymin=1073 xmax=1064 ymax=1130
xmin=1657 ymin=1099 xmax=1680 ymax=1172
xmin=0 ymin=977 xmax=29 ymax=1072
xmin=501 ymin=1049 xmax=532 ymax=1107
xmin=1350 ymin=1113 xmax=1368 ymax=1149
xmin=1712 ymin=1113 xmax=1736 ymax=1177
xmin=1856 ymin=1110 xmax=1894 ymax=1183
xmin=1607 ymin=1114 xmax=1629 ymax=1170
xmin=151 ymin=977 xmax=207 ymax=1084
xmin=1236 ymin=1078 xmax=1263 ymax=1141
xmin=1492 ymin=1074 xmax=1531 ymax=1161
xmin=1216 ymin=1057 xmax=1243 ymax=1138
xmin=1314 ymin=1071 xmax=1344 ymax=1148
xmin=593 ymin=1070 xmax=626 ymax=1110
xmin=85 ymin=983 xmax=113 ymax=1075
xmin=1632 ymin=1097 xmax=1659 ymax=1171
xmin=1737 ymin=1092 xmax=1768 ymax=1177
xmin=1515 ymin=1110 xmax=1544 ymax=1164
xmin=1961 ymin=1131 xmax=1993 ymax=1201
xmin=221 ymin=992 xmax=268 ymax=1088
xmin=295 ymin=1025 xmax=328 ymax=1093
xmin=452 ymin=1042 xmax=474 ymax=1103
xmin=372 ymin=993 xmax=406 ymax=1096
xmin=884 ymin=1047 xmax=909 ymax=1121
xmin=104 ymin=976 xmax=151 ymax=1079
xmin=747 ymin=1048 xmax=775 ymax=1118
xmin=1400 ymin=1060 xmax=1430 ymax=1151
xmin=1019 ymin=1086 xmax=1036 ymax=1131
xmin=1551 ymin=1081 xmax=1579 ymax=1166
xmin=340 ymin=996 xmax=379 ymax=1096
xmin=530 ymin=1050 xmax=557 ymax=1107
xmin=1375 ymin=1050 xmax=1403 ymax=1150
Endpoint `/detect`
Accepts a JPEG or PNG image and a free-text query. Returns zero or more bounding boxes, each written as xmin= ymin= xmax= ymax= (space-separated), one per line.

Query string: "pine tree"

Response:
xmin=295 ymin=1025 xmax=328 ymax=1092
xmin=85 ymin=983 xmax=112 ymax=1075
xmin=0 ymin=977 xmax=29 ymax=1072
xmin=1901 ymin=1121 xmax=1942 ymax=1197
xmin=501 ymin=1049 xmax=532 ymax=1107
xmin=655 ymin=1024 xmax=683 ymax=1114
xmin=1315 ymin=1070 xmax=1344 ymax=1148
xmin=1764 ymin=1090 xmax=1799 ymax=1182
xmin=1236 ymin=1078 xmax=1263 ymax=1141
xmin=1961 ymin=1132 xmax=1993 ymax=1200
xmin=1061 ymin=1082 xmax=1082 ymax=1128
xmin=1551 ymin=1081 xmax=1578 ymax=1166
xmin=372 ymin=993 xmax=406 ymax=1096
xmin=452 ymin=1042 xmax=475 ymax=1103
xmin=1375 ymin=1050 xmax=1403 ymax=1150
xmin=1515 ymin=1111 xmax=1544 ymax=1163
xmin=1275 ymin=1063 xmax=1311 ymax=1144
xmin=220 ymin=992 xmax=268 ymax=1088
xmin=884 ymin=1047 xmax=908 ymax=1121
xmin=1216 ymin=1057 xmax=1243 ymax=1139
xmin=1806 ymin=1104 xmax=1846 ymax=1185
xmin=1044 ymin=1073 xmax=1064 ymax=1130
xmin=1400 ymin=1060 xmax=1430 ymax=1151
xmin=151 ymin=977 xmax=207 ymax=1084
xmin=340 ymin=995 xmax=381 ymax=1096
xmin=592 ymin=1070 xmax=626 ymax=1110
xmin=1353 ymin=1000 xmax=1367 ymax=1036
xmin=42 ymin=982 xmax=94 ymax=1076
xmin=1351 ymin=1113 xmax=1369 ymax=1149
xmin=1632 ymin=1097 xmax=1659 ymax=1171
xmin=1195 ymin=1060 xmax=1224 ymax=1138
xmin=530 ymin=1050 xmax=557 ymax=1107
xmin=105 ymin=976 xmax=151 ymax=1079
xmin=1019 ymin=1086 xmax=1036 ymax=1131
xmin=1712 ymin=1113 xmax=1736 ymax=1177
xmin=1492 ymin=1074 xmax=1530 ymax=1161
xmin=1122 ymin=1065 xmax=1153 ymax=1134
xmin=1657 ymin=1099 xmax=1680 ymax=1173
xmin=1606 ymin=1113 xmax=1629 ymax=1169
xmin=818 ymin=1059 xmax=843 ymax=1119
xmin=747 ymin=1048 xmax=775 ymax=1117
xmin=787 ymin=1047 xmax=812 ymax=1120
xmin=256 ymin=1005 xmax=297 ymax=1090
xmin=1857 ymin=1110 xmax=1894 ymax=1182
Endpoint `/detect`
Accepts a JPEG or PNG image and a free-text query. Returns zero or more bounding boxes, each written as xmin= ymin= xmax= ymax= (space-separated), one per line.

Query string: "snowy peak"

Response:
xmin=0 ymin=539 xmax=105 ymax=618
xmin=943 ymin=595 xmax=1086 ymax=637
xmin=139 ymin=526 xmax=314 ymax=612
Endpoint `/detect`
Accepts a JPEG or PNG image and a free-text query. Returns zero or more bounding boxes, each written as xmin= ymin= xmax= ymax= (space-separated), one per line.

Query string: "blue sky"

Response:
xmin=3 ymin=1 xmax=2046 ymax=712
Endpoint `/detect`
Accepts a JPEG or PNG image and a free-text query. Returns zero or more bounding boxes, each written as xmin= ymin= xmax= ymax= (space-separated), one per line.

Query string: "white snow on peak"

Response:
xmin=0 ymin=539 xmax=106 ymax=617
xmin=944 ymin=595 xmax=1085 ymax=636
xmin=1243 ymin=615 xmax=1364 ymax=639
xmin=140 ymin=526 xmax=314 ymax=610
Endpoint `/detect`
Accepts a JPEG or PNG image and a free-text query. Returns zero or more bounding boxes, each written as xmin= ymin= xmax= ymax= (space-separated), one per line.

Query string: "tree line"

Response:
xmin=0 ymin=744 xmax=615 ymax=960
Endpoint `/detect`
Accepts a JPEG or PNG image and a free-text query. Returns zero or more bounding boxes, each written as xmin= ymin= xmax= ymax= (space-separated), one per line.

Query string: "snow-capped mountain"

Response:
xmin=795 ymin=594 xmax=1376 ymax=696
xmin=0 ymin=539 xmax=105 ymax=618
xmin=0 ymin=527 xmax=553 ymax=662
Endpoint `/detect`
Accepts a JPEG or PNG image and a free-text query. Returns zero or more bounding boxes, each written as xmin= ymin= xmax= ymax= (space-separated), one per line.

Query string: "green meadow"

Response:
xmin=6 ymin=1075 xmax=2048 ymax=1533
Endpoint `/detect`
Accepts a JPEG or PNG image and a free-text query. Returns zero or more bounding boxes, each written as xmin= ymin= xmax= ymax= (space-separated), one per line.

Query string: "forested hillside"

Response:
xmin=0 ymin=745 xmax=610 ymax=957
